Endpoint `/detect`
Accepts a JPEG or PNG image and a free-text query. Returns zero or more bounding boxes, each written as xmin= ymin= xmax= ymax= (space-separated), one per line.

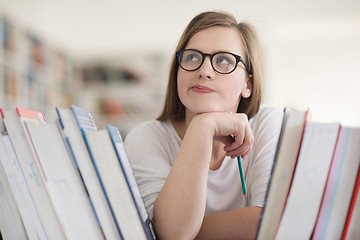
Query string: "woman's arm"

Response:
xmin=152 ymin=112 xmax=254 ymax=239
xmin=196 ymin=206 xmax=262 ymax=240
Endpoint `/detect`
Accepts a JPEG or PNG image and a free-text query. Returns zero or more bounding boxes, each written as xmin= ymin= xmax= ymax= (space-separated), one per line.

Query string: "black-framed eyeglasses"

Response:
xmin=176 ymin=49 xmax=251 ymax=75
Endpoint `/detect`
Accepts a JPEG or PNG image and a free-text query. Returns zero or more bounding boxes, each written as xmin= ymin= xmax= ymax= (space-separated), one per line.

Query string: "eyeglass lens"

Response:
xmin=178 ymin=50 xmax=238 ymax=74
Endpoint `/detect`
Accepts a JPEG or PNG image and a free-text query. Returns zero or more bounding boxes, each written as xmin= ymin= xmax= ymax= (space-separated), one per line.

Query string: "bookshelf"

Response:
xmin=0 ymin=12 xmax=167 ymax=137
xmin=0 ymin=14 xmax=75 ymax=123
xmin=74 ymin=53 xmax=166 ymax=136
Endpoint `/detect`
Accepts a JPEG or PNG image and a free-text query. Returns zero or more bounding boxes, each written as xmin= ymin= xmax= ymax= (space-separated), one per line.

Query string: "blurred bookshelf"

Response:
xmin=0 ymin=12 xmax=166 ymax=137
xmin=0 ymin=14 xmax=74 ymax=123
xmin=75 ymin=53 xmax=165 ymax=136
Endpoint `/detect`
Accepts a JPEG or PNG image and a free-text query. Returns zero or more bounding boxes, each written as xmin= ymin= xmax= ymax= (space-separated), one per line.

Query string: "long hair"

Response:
xmin=157 ymin=11 xmax=263 ymax=121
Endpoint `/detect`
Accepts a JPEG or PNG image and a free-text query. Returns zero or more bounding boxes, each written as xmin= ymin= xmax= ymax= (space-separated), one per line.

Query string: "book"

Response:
xmin=312 ymin=127 xmax=360 ymax=240
xmin=0 ymin=110 xmax=5 ymax=132
xmin=56 ymin=106 xmax=122 ymax=240
xmin=342 ymin=166 xmax=360 ymax=240
xmin=1 ymin=108 xmax=65 ymax=239
xmin=83 ymin=127 xmax=149 ymax=240
xmin=275 ymin=121 xmax=340 ymax=239
xmin=3 ymin=105 xmax=359 ymax=240
xmin=0 ymin=135 xmax=28 ymax=240
xmin=107 ymin=124 xmax=156 ymax=240
xmin=25 ymin=121 xmax=105 ymax=239
xmin=256 ymin=108 xmax=310 ymax=240
xmin=71 ymin=105 xmax=98 ymax=132
xmin=0 ymin=132 xmax=42 ymax=240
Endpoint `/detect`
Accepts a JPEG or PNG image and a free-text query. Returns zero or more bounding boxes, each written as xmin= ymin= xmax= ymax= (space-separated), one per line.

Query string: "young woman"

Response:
xmin=124 ymin=11 xmax=283 ymax=239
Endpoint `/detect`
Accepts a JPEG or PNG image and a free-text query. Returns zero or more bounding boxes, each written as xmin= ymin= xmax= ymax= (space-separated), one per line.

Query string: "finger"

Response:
xmin=225 ymin=141 xmax=250 ymax=158
xmin=224 ymin=120 xmax=254 ymax=152
xmin=227 ymin=144 xmax=252 ymax=159
xmin=241 ymin=144 xmax=252 ymax=158
xmin=223 ymin=128 xmax=245 ymax=152
xmin=225 ymin=123 xmax=254 ymax=157
xmin=214 ymin=135 xmax=235 ymax=146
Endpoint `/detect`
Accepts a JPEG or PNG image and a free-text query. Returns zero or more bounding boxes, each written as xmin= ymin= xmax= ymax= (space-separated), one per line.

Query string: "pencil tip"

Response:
xmin=244 ymin=194 xmax=247 ymax=199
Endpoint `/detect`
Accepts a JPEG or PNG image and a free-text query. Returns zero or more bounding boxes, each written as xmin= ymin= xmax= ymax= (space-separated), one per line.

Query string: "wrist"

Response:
xmin=188 ymin=114 xmax=216 ymax=139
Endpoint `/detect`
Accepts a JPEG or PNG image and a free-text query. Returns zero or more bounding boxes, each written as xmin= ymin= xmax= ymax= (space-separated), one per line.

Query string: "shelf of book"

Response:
xmin=0 ymin=14 xmax=75 ymax=123
xmin=74 ymin=52 xmax=166 ymax=136
xmin=0 ymin=105 xmax=157 ymax=239
xmin=0 ymin=12 xmax=167 ymax=136
xmin=1 ymin=105 xmax=360 ymax=239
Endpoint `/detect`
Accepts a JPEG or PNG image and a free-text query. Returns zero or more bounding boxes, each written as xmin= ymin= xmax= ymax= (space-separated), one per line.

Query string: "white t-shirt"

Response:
xmin=124 ymin=105 xmax=283 ymax=220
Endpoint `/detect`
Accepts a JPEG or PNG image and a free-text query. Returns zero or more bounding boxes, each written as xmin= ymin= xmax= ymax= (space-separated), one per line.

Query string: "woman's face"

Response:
xmin=177 ymin=26 xmax=252 ymax=118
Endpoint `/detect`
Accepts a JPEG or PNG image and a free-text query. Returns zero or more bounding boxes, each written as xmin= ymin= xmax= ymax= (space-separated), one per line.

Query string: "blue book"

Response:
xmin=107 ymin=125 xmax=156 ymax=240
xmin=70 ymin=105 xmax=97 ymax=132
xmin=83 ymin=126 xmax=150 ymax=239
xmin=57 ymin=105 xmax=122 ymax=240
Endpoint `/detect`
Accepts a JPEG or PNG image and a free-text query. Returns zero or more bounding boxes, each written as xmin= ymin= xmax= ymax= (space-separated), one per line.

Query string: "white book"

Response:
xmin=0 ymin=134 xmax=41 ymax=240
xmin=108 ymin=125 xmax=156 ymax=239
xmin=84 ymin=128 xmax=148 ymax=240
xmin=56 ymin=107 xmax=121 ymax=240
xmin=256 ymin=108 xmax=309 ymax=240
xmin=25 ymin=121 xmax=104 ymax=240
xmin=2 ymin=108 xmax=65 ymax=240
xmin=0 ymin=136 xmax=28 ymax=240
xmin=312 ymin=127 xmax=360 ymax=240
xmin=0 ymin=110 xmax=5 ymax=133
xmin=275 ymin=122 xmax=340 ymax=240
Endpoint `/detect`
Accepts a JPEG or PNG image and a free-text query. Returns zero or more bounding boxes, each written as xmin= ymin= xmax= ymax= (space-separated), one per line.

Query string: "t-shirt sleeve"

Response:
xmin=124 ymin=122 xmax=172 ymax=220
xmin=247 ymin=106 xmax=283 ymax=207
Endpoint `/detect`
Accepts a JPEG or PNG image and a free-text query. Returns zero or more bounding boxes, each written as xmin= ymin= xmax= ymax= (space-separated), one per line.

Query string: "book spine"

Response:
xmin=16 ymin=107 xmax=45 ymax=122
xmin=107 ymin=125 xmax=156 ymax=239
xmin=82 ymin=129 xmax=124 ymax=240
xmin=341 ymin=166 xmax=360 ymax=240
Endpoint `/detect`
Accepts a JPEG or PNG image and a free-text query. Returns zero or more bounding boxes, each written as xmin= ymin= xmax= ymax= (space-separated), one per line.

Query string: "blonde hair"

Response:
xmin=157 ymin=11 xmax=263 ymax=121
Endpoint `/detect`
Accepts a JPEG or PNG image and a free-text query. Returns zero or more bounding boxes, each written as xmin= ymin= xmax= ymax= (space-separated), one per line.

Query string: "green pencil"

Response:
xmin=237 ymin=156 xmax=247 ymax=199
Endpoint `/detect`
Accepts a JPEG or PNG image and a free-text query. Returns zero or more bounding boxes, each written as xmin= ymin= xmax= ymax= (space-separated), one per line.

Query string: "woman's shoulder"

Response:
xmin=124 ymin=119 xmax=181 ymax=163
xmin=249 ymin=104 xmax=283 ymax=133
xmin=125 ymin=119 xmax=179 ymax=144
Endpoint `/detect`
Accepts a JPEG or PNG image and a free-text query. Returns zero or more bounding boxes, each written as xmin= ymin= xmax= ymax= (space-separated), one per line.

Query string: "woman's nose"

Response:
xmin=197 ymin=57 xmax=215 ymax=80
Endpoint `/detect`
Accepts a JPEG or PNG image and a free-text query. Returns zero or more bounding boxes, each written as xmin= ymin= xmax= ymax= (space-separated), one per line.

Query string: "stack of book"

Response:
xmin=256 ymin=109 xmax=360 ymax=240
xmin=0 ymin=106 xmax=156 ymax=240
xmin=0 ymin=106 xmax=359 ymax=240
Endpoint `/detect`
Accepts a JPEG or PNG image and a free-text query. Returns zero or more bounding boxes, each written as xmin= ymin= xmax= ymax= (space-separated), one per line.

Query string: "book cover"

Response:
xmin=0 ymin=134 xmax=43 ymax=240
xmin=0 ymin=136 xmax=28 ymax=239
xmin=25 ymin=121 xmax=104 ymax=239
xmin=342 ymin=166 xmax=360 ymax=240
xmin=108 ymin=124 xmax=156 ymax=240
xmin=312 ymin=127 xmax=360 ymax=240
xmin=275 ymin=122 xmax=340 ymax=239
xmin=0 ymin=109 xmax=5 ymax=133
xmin=56 ymin=106 xmax=122 ymax=240
xmin=71 ymin=105 xmax=97 ymax=132
xmin=84 ymin=128 xmax=149 ymax=240
xmin=256 ymin=108 xmax=310 ymax=240
xmin=2 ymin=108 xmax=65 ymax=240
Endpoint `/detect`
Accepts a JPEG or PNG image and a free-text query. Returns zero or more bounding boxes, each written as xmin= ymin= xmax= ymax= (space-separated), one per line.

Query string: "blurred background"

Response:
xmin=0 ymin=0 xmax=359 ymax=136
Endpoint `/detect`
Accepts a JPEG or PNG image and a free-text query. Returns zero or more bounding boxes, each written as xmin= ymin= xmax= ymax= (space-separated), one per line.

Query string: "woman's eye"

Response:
xmin=216 ymin=56 xmax=231 ymax=65
xmin=185 ymin=54 xmax=200 ymax=62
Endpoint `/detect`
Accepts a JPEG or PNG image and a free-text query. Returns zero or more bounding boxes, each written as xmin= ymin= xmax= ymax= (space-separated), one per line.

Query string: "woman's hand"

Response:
xmin=153 ymin=112 xmax=254 ymax=239
xmin=191 ymin=112 xmax=254 ymax=158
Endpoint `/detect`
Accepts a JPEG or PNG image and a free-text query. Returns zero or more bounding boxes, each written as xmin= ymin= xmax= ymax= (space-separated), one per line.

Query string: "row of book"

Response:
xmin=1 ymin=105 xmax=359 ymax=240
xmin=0 ymin=106 xmax=156 ymax=239
xmin=256 ymin=109 xmax=360 ymax=240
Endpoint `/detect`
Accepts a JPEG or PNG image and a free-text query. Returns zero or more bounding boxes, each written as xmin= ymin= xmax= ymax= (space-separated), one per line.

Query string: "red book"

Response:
xmin=342 ymin=166 xmax=360 ymax=240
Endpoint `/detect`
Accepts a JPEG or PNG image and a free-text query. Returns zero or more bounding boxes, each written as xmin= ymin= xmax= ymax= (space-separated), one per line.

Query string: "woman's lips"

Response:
xmin=191 ymin=85 xmax=214 ymax=94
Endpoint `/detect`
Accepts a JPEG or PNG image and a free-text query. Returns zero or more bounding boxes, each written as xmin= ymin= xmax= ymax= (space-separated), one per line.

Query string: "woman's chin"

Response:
xmin=192 ymin=108 xmax=222 ymax=114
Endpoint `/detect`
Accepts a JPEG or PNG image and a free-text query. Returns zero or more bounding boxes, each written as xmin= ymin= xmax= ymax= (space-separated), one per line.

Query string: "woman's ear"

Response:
xmin=241 ymin=76 xmax=253 ymax=98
